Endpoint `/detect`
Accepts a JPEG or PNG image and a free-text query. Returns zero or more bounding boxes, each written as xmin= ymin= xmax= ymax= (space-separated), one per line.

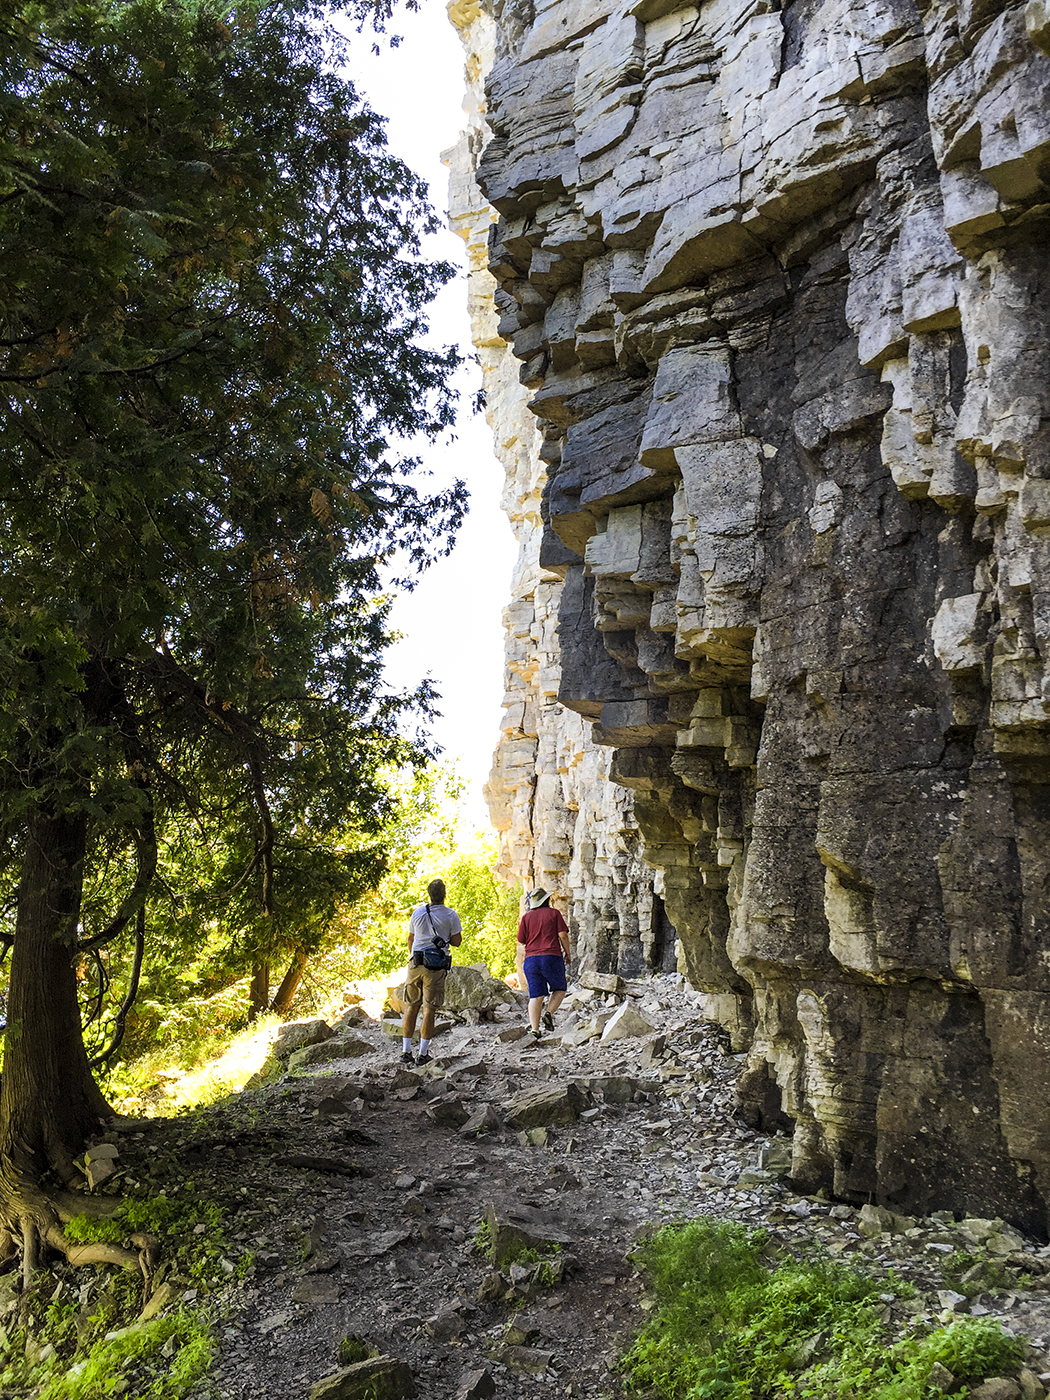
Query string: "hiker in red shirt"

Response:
xmin=516 ymin=887 xmax=571 ymax=1039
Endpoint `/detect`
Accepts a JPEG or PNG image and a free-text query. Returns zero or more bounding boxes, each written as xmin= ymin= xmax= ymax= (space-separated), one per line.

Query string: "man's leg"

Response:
xmin=402 ymin=965 xmax=423 ymax=1055
xmin=528 ymin=996 xmax=544 ymax=1032
xmin=546 ymin=988 xmax=566 ymax=1018
xmin=417 ymin=968 xmax=446 ymax=1059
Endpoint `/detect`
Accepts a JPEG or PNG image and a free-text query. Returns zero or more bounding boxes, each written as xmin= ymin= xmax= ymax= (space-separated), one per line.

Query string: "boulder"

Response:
xmin=759 ymin=1138 xmax=794 ymax=1174
xmin=599 ymin=1003 xmax=656 ymax=1043
xmin=936 ymin=1290 xmax=968 ymax=1313
xmin=503 ymin=1082 xmax=584 ymax=1129
xmin=425 ymin=1095 xmax=470 ymax=1128
xmin=490 ymin=1345 xmax=554 ymax=1375
xmin=293 ymin=1274 xmax=341 ymax=1306
xmin=857 ymin=1204 xmax=896 ymax=1237
xmin=455 ymin=1369 xmax=496 ymax=1400
xmin=442 ymin=964 xmax=520 ymax=1017
xmin=518 ymin=1127 xmax=549 ymax=1148
xmin=927 ymin=1363 xmax=956 ymax=1394
xmin=497 ymin=1026 xmax=528 ymax=1044
xmin=446 ymin=1058 xmax=488 ymax=1080
xmin=83 ymin=1143 xmax=119 ymax=1189
xmin=561 ymin=1013 xmax=615 ymax=1046
xmin=572 ymin=1075 xmax=642 ymax=1104
xmin=483 ymin=1202 xmax=574 ymax=1264
xmin=968 ymin=1382 xmax=1021 ymax=1400
xmin=1018 ymin=1369 xmax=1045 ymax=1400
xmin=288 ymin=1037 xmax=374 ymax=1071
xmin=460 ymin=1103 xmax=502 ymax=1137
xmin=138 ymin=1281 xmax=180 ymax=1321
xmin=309 ymin=1357 xmax=416 ymax=1400
xmin=578 ymin=971 xmax=625 ymax=997
xmin=639 ymin=1036 xmax=667 ymax=1067
xmin=957 ymin=1217 xmax=1000 ymax=1245
xmin=987 ymin=1225 xmax=1027 ymax=1256
xmin=477 ymin=1270 xmax=508 ymax=1305
xmin=274 ymin=1019 xmax=332 ymax=1059
xmin=425 ymin=1307 xmax=468 ymax=1342
xmin=331 ymin=1006 xmax=371 ymax=1031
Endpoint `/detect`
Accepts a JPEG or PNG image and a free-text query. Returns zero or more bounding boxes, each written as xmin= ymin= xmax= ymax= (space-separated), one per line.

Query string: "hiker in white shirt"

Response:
xmin=400 ymin=879 xmax=462 ymax=1066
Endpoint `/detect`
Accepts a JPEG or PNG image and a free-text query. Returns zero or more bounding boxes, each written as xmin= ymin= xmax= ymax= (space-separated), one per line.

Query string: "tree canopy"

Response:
xmin=0 ymin=0 xmax=466 ymax=1267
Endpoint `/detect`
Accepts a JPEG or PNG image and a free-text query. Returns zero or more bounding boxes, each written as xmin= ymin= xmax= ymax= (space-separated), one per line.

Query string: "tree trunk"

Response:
xmin=0 ymin=807 xmax=111 ymax=1187
xmin=0 ymin=807 xmax=156 ymax=1274
xmin=269 ymin=948 xmax=308 ymax=1018
xmin=248 ymin=961 xmax=270 ymax=1020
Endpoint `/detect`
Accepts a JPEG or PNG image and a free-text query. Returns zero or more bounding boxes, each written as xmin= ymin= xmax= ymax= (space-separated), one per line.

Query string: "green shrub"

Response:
xmin=621 ymin=1218 xmax=1020 ymax=1400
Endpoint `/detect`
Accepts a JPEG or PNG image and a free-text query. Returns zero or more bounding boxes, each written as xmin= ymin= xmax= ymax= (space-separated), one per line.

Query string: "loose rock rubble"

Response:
xmin=83 ymin=974 xmax=1050 ymax=1399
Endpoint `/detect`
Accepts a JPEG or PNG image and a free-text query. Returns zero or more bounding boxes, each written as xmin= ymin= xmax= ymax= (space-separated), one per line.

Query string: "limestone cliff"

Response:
xmin=448 ymin=0 xmax=677 ymax=979
xmin=449 ymin=0 xmax=1050 ymax=1230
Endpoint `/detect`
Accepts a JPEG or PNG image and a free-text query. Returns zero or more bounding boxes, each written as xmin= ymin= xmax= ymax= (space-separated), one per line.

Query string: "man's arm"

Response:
xmin=515 ymin=916 xmax=526 ymax=986
xmin=449 ymin=911 xmax=462 ymax=947
xmin=557 ymin=909 xmax=571 ymax=963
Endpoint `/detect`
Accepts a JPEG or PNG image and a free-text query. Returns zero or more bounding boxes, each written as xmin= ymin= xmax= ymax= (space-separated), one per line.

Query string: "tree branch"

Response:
xmin=86 ymin=904 xmax=145 ymax=1070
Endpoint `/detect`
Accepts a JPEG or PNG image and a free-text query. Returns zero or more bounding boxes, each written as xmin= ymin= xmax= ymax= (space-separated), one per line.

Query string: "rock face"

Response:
xmin=448 ymin=0 xmax=680 ymax=983
xmin=448 ymin=0 xmax=1050 ymax=1230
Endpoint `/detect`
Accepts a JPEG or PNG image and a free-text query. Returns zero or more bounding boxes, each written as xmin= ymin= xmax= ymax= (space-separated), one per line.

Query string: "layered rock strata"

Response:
xmin=449 ymin=0 xmax=677 ymax=980
xmin=449 ymin=0 xmax=1050 ymax=1230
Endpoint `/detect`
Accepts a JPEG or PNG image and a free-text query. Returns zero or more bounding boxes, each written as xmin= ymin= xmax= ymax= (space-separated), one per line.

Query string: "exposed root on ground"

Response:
xmin=1 ymin=1170 xmax=147 ymax=1290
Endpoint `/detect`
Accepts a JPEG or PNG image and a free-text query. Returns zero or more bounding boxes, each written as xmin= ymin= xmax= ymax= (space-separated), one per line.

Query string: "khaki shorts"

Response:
xmin=403 ymin=961 xmax=447 ymax=1009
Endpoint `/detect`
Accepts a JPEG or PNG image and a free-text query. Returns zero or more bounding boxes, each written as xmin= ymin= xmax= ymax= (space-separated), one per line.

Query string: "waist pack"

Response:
xmin=420 ymin=945 xmax=452 ymax=972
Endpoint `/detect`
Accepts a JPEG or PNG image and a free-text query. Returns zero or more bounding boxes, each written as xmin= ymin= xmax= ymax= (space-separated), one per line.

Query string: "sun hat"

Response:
xmin=530 ymin=888 xmax=551 ymax=908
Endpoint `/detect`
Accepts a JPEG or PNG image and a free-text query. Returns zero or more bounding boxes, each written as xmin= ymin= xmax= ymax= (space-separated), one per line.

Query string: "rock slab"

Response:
xmin=309 ymin=1357 xmax=416 ymax=1400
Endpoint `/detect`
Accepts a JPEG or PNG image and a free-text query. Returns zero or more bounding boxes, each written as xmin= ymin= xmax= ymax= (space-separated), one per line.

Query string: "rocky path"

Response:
xmin=111 ymin=973 xmax=1050 ymax=1400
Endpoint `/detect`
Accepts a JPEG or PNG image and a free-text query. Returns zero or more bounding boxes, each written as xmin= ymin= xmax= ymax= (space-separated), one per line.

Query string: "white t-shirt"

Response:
xmin=409 ymin=903 xmax=462 ymax=953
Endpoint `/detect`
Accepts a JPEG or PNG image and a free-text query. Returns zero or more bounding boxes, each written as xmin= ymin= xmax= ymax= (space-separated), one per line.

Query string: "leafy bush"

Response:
xmin=621 ymin=1218 xmax=1021 ymax=1400
xmin=336 ymin=772 xmax=521 ymax=981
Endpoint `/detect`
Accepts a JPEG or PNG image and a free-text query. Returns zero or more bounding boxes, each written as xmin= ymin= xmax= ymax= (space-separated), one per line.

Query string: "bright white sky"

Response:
xmin=341 ymin=3 xmax=518 ymax=831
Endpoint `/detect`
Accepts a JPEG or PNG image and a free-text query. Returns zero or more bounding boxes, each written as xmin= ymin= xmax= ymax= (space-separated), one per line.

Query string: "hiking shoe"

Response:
xmin=528 ymin=1027 xmax=543 ymax=1040
xmin=416 ymin=1053 xmax=432 ymax=1066
xmin=542 ymin=1011 xmax=555 ymax=1032
xmin=400 ymin=1050 xmax=415 ymax=1066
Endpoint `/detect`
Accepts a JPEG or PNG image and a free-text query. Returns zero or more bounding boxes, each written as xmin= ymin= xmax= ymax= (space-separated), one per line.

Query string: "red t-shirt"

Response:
xmin=517 ymin=905 xmax=568 ymax=959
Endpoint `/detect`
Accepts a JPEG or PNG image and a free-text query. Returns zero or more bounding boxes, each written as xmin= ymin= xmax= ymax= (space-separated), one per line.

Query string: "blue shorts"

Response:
xmin=523 ymin=954 xmax=567 ymax=998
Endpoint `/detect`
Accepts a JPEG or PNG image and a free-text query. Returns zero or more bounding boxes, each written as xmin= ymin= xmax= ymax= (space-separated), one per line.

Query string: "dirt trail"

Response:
xmin=108 ymin=974 xmax=1050 ymax=1400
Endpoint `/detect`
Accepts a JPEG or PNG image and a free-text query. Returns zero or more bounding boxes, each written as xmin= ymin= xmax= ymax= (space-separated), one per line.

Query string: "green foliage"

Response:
xmin=66 ymin=1195 xmax=232 ymax=1289
xmin=338 ymin=1334 xmax=374 ymax=1365
xmin=1 ymin=1195 xmax=232 ymax=1399
xmin=916 ymin=1317 xmax=1023 ymax=1387
xmin=35 ymin=1311 xmax=212 ymax=1400
xmin=941 ymin=1249 xmax=1009 ymax=1298
xmin=473 ymin=1218 xmax=493 ymax=1258
xmin=0 ymin=0 xmax=466 ymax=1080
xmin=338 ymin=767 xmax=521 ymax=979
xmin=621 ymin=1218 xmax=1021 ymax=1400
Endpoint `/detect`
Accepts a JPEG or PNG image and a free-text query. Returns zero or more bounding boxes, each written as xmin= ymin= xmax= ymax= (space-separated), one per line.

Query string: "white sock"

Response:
xmin=419 ymin=1038 xmax=431 ymax=1056
xmin=402 ymin=1037 xmax=412 ymax=1054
